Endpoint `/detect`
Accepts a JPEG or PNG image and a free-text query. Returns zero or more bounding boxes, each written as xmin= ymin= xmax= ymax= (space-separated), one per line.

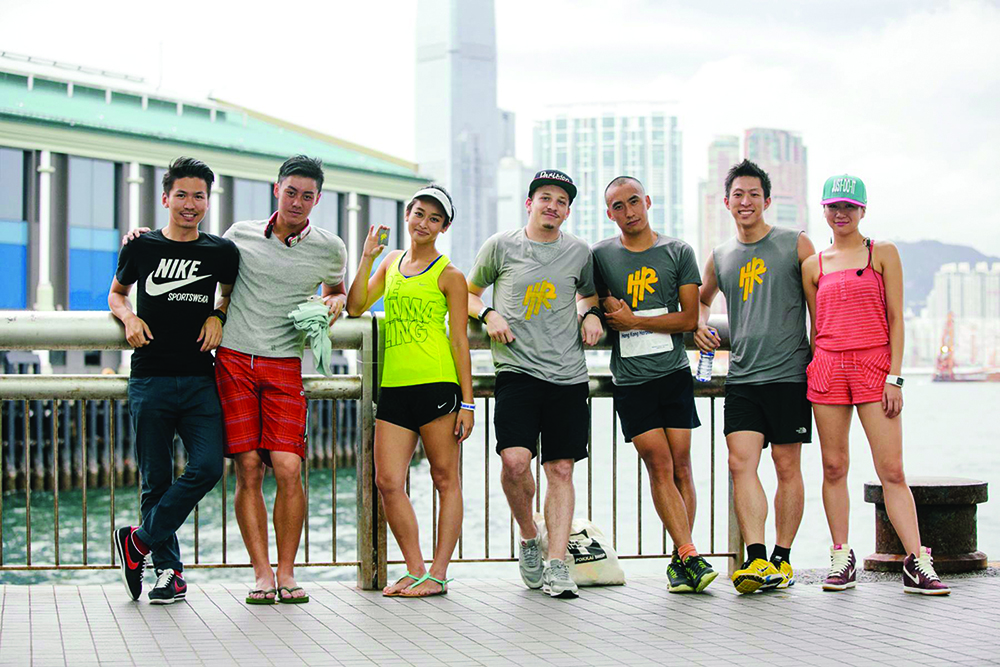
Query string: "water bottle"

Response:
xmin=696 ymin=350 xmax=715 ymax=382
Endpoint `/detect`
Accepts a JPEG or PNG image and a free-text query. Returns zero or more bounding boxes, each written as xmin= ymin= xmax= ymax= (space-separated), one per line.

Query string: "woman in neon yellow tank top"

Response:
xmin=346 ymin=185 xmax=473 ymax=597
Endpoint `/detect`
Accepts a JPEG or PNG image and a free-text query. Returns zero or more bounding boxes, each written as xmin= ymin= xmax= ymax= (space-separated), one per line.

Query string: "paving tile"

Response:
xmin=2 ymin=578 xmax=998 ymax=666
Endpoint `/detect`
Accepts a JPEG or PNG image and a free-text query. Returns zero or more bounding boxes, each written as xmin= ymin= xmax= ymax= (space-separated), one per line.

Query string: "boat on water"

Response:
xmin=932 ymin=312 xmax=1000 ymax=382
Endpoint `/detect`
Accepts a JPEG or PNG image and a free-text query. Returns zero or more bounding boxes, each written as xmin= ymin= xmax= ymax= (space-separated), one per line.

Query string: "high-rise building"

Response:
xmin=496 ymin=156 xmax=535 ymax=236
xmin=415 ymin=0 xmax=499 ymax=272
xmin=926 ymin=262 xmax=1000 ymax=320
xmin=744 ymin=128 xmax=809 ymax=233
xmin=909 ymin=262 xmax=1000 ymax=366
xmin=697 ymin=135 xmax=741 ymax=315
xmin=532 ymin=104 xmax=682 ymax=245
xmin=698 ymin=135 xmax=740 ymax=260
xmin=498 ymin=109 xmax=516 ymax=159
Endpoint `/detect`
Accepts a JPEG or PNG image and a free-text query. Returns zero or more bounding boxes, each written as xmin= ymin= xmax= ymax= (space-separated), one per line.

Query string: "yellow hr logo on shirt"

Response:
xmin=626 ymin=267 xmax=658 ymax=308
xmin=523 ymin=280 xmax=556 ymax=320
xmin=739 ymin=258 xmax=767 ymax=301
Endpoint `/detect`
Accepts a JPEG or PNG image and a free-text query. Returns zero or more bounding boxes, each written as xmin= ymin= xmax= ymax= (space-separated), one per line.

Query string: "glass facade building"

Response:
xmin=0 ymin=57 xmax=423 ymax=371
xmin=744 ymin=128 xmax=809 ymax=234
xmin=0 ymin=147 xmax=27 ymax=308
xmin=67 ymin=157 xmax=118 ymax=310
xmin=533 ymin=105 xmax=683 ymax=245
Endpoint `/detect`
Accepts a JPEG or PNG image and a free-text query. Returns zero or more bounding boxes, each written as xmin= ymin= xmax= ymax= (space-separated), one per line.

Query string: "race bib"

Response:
xmin=619 ymin=307 xmax=674 ymax=358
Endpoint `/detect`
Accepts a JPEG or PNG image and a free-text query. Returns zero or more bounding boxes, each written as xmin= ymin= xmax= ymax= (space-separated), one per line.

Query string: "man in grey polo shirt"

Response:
xmin=468 ymin=169 xmax=603 ymax=599
xmin=214 ymin=155 xmax=347 ymax=605
xmin=593 ymin=175 xmax=717 ymax=594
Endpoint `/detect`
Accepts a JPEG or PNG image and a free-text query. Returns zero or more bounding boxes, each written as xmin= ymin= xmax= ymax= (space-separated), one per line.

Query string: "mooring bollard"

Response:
xmin=863 ymin=476 xmax=988 ymax=573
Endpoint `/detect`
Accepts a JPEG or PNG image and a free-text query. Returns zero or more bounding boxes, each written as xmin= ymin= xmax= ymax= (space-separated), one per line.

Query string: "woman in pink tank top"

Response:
xmin=802 ymin=174 xmax=948 ymax=595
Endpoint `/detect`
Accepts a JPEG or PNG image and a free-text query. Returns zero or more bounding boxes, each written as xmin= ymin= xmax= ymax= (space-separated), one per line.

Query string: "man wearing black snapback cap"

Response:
xmin=468 ymin=169 xmax=602 ymax=598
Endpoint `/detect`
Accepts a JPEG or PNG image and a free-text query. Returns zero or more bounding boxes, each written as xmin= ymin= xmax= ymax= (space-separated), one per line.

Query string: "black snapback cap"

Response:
xmin=528 ymin=169 xmax=577 ymax=205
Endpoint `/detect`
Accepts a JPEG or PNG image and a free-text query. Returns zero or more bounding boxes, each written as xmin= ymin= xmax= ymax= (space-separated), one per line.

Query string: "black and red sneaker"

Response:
xmin=903 ymin=546 xmax=950 ymax=595
xmin=149 ymin=569 xmax=187 ymax=605
xmin=113 ymin=526 xmax=146 ymax=601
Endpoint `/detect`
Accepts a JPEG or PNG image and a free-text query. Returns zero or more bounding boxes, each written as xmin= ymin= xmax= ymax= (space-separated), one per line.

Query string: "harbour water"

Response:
xmin=1 ymin=377 xmax=995 ymax=586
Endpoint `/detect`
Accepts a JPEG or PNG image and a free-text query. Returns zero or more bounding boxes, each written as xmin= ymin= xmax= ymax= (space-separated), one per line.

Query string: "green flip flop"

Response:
xmin=276 ymin=586 xmax=309 ymax=604
xmin=382 ymin=573 xmax=421 ymax=597
xmin=246 ymin=588 xmax=277 ymax=605
xmin=399 ymin=573 xmax=453 ymax=598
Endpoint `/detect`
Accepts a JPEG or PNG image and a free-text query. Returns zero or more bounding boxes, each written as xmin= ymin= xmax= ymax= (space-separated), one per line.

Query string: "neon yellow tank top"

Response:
xmin=381 ymin=252 xmax=459 ymax=387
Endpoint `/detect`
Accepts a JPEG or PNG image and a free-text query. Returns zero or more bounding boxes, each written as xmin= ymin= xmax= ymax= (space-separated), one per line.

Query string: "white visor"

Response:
xmin=410 ymin=188 xmax=454 ymax=222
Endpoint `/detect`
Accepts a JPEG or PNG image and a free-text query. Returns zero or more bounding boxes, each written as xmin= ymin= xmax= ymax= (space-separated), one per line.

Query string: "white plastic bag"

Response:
xmin=535 ymin=513 xmax=626 ymax=586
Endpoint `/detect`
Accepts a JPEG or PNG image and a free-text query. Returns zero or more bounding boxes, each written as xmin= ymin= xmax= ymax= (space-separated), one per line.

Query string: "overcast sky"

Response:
xmin=2 ymin=0 xmax=998 ymax=254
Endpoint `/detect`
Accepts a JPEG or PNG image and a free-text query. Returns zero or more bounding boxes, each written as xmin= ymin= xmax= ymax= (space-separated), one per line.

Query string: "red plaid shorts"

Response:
xmin=215 ymin=347 xmax=306 ymax=463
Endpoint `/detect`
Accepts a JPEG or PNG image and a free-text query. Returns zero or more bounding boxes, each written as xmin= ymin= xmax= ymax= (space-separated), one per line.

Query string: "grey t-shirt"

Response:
xmin=593 ymin=234 xmax=701 ymax=385
xmin=470 ymin=228 xmax=596 ymax=385
xmin=713 ymin=225 xmax=810 ymax=384
xmin=221 ymin=220 xmax=347 ymax=359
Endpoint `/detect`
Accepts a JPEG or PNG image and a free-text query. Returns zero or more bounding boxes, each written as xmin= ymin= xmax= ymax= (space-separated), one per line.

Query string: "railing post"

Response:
xmin=728 ymin=469 xmax=744 ymax=576
xmin=356 ymin=314 xmax=386 ymax=589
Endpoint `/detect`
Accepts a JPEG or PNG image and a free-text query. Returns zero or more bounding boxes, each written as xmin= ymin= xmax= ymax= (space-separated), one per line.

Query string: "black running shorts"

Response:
xmin=613 ymin=368 xmax=701 ymax=443
xmin=376 ymin=382 xmax=461 ymax=433
xmin=723 ymin=382 xmax=812 ymax=448
xmin=493 ymin=371 xmax=590 ymax=463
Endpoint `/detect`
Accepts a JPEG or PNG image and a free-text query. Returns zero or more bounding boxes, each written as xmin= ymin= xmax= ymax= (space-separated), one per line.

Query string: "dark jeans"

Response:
xmin=128 ymin=375 xmax=225 ymax=572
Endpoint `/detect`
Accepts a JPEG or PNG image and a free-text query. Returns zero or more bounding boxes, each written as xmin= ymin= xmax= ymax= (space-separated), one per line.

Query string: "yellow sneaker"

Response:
xmin=732 ymin=558 xmax=781 ymax=594
xmin=761 ymin=559 xmax=794 ymax=590
xmin=775 ymin=559 xmax=794 ymax=589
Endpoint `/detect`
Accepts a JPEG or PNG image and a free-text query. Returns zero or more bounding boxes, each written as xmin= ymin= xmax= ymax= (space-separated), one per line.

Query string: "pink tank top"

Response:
xmin=814 ymin=241 xmax=889 ymax=352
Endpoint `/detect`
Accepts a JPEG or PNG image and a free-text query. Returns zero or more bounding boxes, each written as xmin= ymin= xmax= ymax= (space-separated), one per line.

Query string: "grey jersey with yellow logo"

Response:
xmin=593 ymin=234 xmax=701 ymax=385
xmin=713 ymin=226 xmax=810 ymax=384
xmin=470 ymin=228 xmax=596 ymax=385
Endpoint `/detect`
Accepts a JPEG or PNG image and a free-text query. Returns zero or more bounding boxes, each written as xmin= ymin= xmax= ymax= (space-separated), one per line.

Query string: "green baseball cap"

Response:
xmin=821 ymin=174 xmax=867 ymax=207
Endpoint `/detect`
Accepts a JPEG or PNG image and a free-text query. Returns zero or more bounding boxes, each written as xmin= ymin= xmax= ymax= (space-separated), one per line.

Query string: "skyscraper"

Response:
xmin=698 ymin=135 xmax=741 ymax=260
xmin=532 ymin=104 xmax=682 ymax=245
xmin=415 ymin=0 xmax=499 ymax=272
xmin=744 ymin=128 xmax=809 ymax=233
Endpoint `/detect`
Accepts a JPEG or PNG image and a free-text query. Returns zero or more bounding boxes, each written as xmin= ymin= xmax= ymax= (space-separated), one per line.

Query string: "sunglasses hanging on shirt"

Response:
xmin=265 ymin=219 xmax=311 ymax=247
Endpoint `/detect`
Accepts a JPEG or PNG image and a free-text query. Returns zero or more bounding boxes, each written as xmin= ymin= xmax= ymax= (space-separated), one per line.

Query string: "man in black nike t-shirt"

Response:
xmin=109 ymin=157 xmax=239 ymax=604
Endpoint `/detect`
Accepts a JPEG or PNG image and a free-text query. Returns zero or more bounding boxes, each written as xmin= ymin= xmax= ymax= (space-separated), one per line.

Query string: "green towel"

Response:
xmin=288 ymin=300 xmax=333 ymax=376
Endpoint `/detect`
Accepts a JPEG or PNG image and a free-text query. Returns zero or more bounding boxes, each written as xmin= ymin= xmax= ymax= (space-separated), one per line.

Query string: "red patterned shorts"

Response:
xmin=806 ymin=345 xmax=891 ymax=406
xmin=215 ymin=347 xmax=306 ymax=463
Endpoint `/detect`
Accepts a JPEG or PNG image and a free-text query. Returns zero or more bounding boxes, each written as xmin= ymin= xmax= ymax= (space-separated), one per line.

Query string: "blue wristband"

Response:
xmin=460 ymin=402 xmax=475 ymax=411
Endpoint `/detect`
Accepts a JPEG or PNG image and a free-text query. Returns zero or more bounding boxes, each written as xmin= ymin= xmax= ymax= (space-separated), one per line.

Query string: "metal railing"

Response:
xmin=0 ymin=310 xmax=739 ymax=589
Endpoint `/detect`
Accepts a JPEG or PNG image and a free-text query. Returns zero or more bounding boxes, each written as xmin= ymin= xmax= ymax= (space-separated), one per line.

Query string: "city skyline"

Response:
xmin=532 ymin=103 xmax=683 ymax=246
xmin=2 ymin=1 xmax=998 ymax=254
xmin=414 ymin=0 xmax=499 ymax=273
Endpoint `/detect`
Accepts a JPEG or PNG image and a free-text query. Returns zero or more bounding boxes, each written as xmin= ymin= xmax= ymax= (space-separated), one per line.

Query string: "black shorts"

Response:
xmin=376 ymin=382 xmax=461 ymax=433
xmin=613 ymin=369 xmax=701 ymax=443
xmin=723 ymin=382 xmax=811 ymax=448
xmin=494 ymin=372 xmax=589 ymax=464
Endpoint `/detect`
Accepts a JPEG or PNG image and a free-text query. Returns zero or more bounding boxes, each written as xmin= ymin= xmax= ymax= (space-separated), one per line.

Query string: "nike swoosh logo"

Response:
xmin=145 ymin=273 xmax=213 ymax=297
xmin=904 ymin=567 xmax=920 ymax=584
xmin=122 ymin=532 xmax=141 ymax=570
xmin=437 ymin=402 xmax=447 ymax=409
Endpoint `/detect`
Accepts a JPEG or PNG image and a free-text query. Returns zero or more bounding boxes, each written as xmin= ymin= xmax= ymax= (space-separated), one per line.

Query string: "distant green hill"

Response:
xmin=893 ymin=240 xmax=1000 ymax=311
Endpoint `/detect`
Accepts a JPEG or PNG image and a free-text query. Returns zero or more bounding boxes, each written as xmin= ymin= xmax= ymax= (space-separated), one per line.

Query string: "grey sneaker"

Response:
xmin=518 ymin=536 xmax=544 ymax=589
xmin=541 ymin=559 xmax=579 ymax=599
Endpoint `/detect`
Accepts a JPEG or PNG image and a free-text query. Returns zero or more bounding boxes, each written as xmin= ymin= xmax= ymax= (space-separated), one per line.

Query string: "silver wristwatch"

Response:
xmin=885 ymin=374 xmax=904 ymax=388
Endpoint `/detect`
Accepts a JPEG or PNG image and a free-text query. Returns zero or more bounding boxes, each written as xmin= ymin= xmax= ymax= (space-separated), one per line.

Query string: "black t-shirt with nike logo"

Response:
xmin=116 ymin=230 xmax=240 ymax=377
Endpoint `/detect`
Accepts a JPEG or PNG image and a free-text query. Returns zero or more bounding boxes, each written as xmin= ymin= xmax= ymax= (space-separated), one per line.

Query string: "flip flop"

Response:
xmin=276 ymin=586 xmax=309 ymax=604
xmin=399 ymin=573 xmax=453 ymax=598
xmin=382 ymin=573 xmax=421 ymax=597
xmin=246 ymin=588 xmax=277 ymax=605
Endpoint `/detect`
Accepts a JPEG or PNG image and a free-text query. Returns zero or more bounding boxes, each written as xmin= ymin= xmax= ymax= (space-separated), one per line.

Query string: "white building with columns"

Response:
xmin=0 ymin=55 xmax=426 ymax=373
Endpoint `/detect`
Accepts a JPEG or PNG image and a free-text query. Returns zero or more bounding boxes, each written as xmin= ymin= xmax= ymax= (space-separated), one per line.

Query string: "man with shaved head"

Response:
xmin=591 ymin=176 xmax=717 ymax=593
